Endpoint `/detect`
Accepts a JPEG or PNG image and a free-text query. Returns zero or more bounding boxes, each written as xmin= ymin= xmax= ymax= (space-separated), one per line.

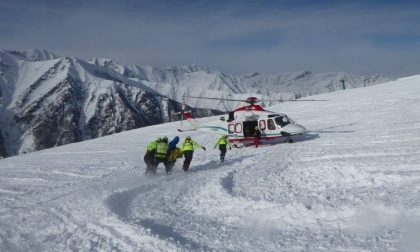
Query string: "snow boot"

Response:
xmin=183 ymin=159 xmax=191 ymax=172
xmin=220 ymin=155 xmax=225 ymax=163
xmin=165 ymin=166 xmax=172 ymax=175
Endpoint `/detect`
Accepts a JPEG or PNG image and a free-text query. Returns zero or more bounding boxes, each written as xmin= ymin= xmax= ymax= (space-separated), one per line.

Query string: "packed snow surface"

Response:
xmin=1 ymin=75 xmax=420 ymax=251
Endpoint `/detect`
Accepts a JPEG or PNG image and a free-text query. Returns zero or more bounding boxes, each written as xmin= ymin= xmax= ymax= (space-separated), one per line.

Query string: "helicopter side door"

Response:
xmin=243 ymin=121 xmax=258 ymax=137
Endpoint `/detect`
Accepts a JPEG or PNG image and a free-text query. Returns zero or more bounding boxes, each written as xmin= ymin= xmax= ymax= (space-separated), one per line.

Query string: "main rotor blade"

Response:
xmin=186 ymin=96 xmax=249 ymax=102
xmin=186 ymin=95 xmax=327 ymax=102
xmin=262 ymin=99 xmax=328 ymax=102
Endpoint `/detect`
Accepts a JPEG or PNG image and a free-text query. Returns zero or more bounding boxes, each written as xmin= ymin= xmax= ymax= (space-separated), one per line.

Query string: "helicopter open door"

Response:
xmin=228 ymin=121 xmax=258 ymax=137
xmin=243 ymin=121 xmax=258 ymax=137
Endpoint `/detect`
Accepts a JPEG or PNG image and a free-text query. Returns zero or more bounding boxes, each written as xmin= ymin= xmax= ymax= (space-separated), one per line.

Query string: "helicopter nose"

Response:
xmin=283 ymin=124 xmax=307 ymax=135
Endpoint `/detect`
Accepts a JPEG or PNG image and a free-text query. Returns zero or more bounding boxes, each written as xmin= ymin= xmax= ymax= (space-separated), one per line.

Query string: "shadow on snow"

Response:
xmin=133 ymin=218 xmax=212 ymax=251
xmin=106 ymin=155 xmax=255 ymax=249
xmin=190 ymin=155 xmax=256 ymax=173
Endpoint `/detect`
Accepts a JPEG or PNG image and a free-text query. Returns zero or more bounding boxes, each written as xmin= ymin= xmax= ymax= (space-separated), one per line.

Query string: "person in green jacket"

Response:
xmin=150 ymin=136 xmax=170 ymax=175
xmin=144 ymin=137 xmax=161 ymax=174
xmin=214 ymin=135 xmax=231 ymax=162
xmin=181 ymin=136 xmax=206 ymax=172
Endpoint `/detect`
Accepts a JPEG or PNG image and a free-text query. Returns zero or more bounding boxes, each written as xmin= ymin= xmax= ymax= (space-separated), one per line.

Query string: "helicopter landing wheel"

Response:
xmin=287 ymin=138 xmax=294 ymax=143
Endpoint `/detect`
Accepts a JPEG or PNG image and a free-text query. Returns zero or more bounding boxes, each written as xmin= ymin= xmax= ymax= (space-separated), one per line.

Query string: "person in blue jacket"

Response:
xmin=165 ymin=136 xmax=180 ymax=174
xmin=168 ymin=136 xmax=179 ymax=151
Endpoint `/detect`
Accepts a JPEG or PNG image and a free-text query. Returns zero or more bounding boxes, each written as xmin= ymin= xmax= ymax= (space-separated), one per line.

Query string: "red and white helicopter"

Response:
xmin=178 ymin=96 xmax=321 ymax=146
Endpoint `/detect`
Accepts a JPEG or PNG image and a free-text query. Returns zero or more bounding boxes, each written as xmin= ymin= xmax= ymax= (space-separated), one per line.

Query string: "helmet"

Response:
xmin=162 ymin=136 xmax=168 ymax=142
xmin=223 ymin=135 xmax=228 ymax=138
xmin=156 ymin=137 xmax=162 ymax=142
xmin=186 ymin=136 xmax=191 ymax=140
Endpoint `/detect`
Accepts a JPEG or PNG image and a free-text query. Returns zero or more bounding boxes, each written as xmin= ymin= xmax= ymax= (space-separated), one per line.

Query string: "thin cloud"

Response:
xmin=1 ymin=0 xmax=420 ymax=75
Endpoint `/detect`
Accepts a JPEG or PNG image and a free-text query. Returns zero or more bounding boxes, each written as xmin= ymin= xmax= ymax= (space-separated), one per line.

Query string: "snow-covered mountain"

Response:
xmin=0 ymin=75 xmax=419 ymax=251
xmin=0 ymin=49 xmax=388 ymax=158
xmin=93 ymin=58 xmax=389 ymax=111
xmin=5 ymin=49 xmax=59 ymax=62
xmin=0 ymin=49 xmax=218 ymax=158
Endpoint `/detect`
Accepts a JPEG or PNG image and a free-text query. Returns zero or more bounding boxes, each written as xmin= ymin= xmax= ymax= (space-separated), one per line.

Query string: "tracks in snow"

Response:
xmin=104 ymin=137 xmax=413 ymax=251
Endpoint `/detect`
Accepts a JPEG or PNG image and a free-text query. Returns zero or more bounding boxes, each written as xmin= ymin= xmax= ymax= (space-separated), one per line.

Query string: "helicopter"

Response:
xmin=177 ymin=96 xmax=322 ymax=146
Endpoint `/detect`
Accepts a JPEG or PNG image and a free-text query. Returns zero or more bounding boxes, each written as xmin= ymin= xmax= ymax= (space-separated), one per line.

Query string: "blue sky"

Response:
xmin=1 ymin=0 xmax=420 ymax=75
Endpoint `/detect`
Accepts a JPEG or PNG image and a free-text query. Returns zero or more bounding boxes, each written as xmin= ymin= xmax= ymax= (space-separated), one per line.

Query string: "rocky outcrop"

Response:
xmin=0 ymin=50 xmax=221 ymax=157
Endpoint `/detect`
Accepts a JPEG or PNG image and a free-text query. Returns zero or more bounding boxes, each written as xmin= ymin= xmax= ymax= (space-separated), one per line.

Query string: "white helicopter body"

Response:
xmin=179 ymin=97 xmax=307 ymax=145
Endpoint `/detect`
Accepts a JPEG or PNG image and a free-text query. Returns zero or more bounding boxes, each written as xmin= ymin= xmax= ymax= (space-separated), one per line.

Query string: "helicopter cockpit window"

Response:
xmin=267 ymin=119 xmax=276 ymax=130
xmin=275 ymin=116 xmax=290 ymax=127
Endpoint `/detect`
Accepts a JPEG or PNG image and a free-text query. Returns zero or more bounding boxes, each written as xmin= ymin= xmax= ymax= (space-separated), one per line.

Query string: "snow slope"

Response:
xmin=1 ymin=75 xmax=420 ymax=251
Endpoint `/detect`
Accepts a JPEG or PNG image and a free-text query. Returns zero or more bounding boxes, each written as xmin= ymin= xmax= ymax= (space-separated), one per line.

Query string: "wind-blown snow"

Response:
xmin=1 ymin=75 xmax=420 ymax=251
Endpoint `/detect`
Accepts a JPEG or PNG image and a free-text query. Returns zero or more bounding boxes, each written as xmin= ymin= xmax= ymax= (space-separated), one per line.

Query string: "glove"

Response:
xmin=202 ymin=147 xmax=206 ymax=151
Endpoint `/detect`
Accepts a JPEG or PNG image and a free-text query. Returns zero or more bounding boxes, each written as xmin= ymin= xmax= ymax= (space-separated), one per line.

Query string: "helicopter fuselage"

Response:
xmin=192 ymin=104 xmax=307 ymax=144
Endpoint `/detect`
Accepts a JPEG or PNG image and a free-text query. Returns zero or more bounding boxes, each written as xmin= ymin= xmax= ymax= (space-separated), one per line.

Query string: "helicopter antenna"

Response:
xmin=181 ymin=94 xmax=186 ymax=126
xmin=173 ymin=94 xmax=185 ymax=126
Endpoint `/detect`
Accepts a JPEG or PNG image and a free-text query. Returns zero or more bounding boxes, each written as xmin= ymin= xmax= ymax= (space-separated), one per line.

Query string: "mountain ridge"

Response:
xmin=0 ymin=48 xmax=389 ymax=158
xmin=0 ymin=49 xmax=219 ymax=158
xmin=92 ymin=56 xmax=389 ymax=110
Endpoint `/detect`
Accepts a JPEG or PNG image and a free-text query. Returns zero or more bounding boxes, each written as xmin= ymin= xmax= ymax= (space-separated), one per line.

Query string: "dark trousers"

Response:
xmin=144 ymin=151 xmax=154 ymax=174
xmin=219 ymin=144 xmax=227 ymax=162
xmin=166 ymin=160 xmax=176 ymax=173
xmin=183 ymin=150 xmax=194 ymax=171
xmin=150 ymin=157 xmax=169 ymax=175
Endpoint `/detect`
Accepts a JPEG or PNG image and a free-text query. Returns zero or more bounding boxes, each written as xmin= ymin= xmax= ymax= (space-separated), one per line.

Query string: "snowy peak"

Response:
xmin=0 ymin=50 xmax=219 ymax=158
xmin=91 ymin=57 xmax=389 ymax=111
xmin=164 ymin=64 xmax=206 ymax=73
xmin=238 ymin=70 xmax=385 ymax=97
xmin=4 ymin=49 xmax=59 ymax=62
xmin=90 ymin=58 xmax=126 ymax=75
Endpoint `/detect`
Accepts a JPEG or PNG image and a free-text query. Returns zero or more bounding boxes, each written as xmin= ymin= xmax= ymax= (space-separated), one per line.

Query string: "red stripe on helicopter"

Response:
xmin=232 ymin=104 xmax=266 ymax=112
